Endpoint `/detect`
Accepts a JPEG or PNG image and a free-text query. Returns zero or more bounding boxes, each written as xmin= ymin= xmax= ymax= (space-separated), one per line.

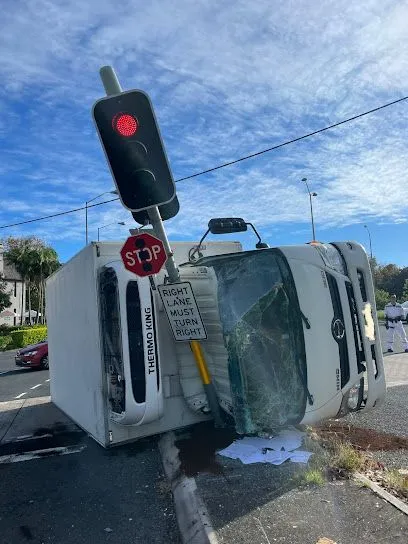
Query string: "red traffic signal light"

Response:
xmin=112 ymin=113 xmax=138 ymax=137
xmin=92 ymin=90 xmax=176 ymax=213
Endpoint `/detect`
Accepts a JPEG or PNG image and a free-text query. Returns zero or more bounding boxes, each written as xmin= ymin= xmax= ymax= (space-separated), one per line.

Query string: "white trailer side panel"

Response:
xmin=46 ymin=245 xmax=108 ymax=444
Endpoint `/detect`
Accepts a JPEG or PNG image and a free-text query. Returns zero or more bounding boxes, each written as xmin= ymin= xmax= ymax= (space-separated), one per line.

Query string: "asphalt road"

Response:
xmin=0 ymin=435 xmax=181 ymax=544
xmin=0 ymin=350 xmax=181 ymax=544
xmin=0 ymin=350 xmax=50 ymax=402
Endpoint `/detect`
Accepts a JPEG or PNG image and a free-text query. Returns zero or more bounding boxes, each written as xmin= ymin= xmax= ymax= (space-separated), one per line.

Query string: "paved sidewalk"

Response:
xmin=198 ymin=475 xmax=408 ymax=543
xmin=174 ymin=422 xmax=408 ymax=544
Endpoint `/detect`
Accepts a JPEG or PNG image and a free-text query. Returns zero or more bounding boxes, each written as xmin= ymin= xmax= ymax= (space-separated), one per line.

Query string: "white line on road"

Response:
xmin=30 ymin=384 xmax=42 ymax=390
xmin=14 ymin=392 xmax=27 ymax=399
xmin=45 ymin=379 xmax=50 ymax=382
xmin=0 ymin=445 xmax=86 ymax=465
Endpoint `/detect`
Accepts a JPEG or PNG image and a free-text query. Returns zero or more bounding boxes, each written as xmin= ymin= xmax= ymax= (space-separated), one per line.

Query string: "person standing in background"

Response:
xmin=384 ymin=294 xmax=408 ymax=353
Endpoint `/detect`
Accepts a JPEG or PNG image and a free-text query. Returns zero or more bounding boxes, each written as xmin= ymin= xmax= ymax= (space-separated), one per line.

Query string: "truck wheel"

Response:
xmin=41 ymin=356 xmax=49 ymax=370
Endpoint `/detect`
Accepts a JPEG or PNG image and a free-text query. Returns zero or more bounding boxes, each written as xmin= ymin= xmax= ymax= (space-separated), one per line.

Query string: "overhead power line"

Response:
xmin=176 ymin=94 xmax=408 ymax=182
xmin=1 ymin=94 xmax=407 ymax=230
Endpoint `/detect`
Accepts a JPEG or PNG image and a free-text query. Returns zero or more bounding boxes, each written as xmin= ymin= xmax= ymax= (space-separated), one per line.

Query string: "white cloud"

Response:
xmin=0 ymin=0 xmax=408 ymax=264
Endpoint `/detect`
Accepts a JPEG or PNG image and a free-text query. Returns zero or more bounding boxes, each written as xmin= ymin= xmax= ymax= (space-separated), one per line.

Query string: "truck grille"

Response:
xmin=126 ymin=282 xmax=146 ymax=404
xmin=327 ymin=273 xmax=350 ymax=388
xmin=345 ymin=281 xmax=366 ymax=374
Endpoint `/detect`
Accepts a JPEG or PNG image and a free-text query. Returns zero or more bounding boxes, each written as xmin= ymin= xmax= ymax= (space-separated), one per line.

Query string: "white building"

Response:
xmin=0 ymin=243 xmax=26 ymax=327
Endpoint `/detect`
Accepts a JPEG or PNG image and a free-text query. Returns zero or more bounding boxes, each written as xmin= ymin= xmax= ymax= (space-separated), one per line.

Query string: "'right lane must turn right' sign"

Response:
xmin=158 ymin=282 xmax=207 ymax=341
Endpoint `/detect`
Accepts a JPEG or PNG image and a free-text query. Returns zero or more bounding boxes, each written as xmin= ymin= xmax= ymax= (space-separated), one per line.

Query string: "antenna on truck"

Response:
xmin=189 ymin=217 xmax=269 ymax=262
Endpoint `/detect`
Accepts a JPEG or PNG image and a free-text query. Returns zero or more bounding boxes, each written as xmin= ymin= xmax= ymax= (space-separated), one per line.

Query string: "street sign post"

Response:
xmin=120 ymin=233 xmax=167 ymax=277
xmin=96 ymin=66 xmax=223 ymax=427
xmin=158 ymin=282 xmax=207 ymax=341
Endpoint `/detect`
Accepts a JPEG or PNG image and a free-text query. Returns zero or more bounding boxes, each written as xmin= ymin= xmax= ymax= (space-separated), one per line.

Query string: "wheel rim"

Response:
xmin=42 ymin=356 xmax=49 ymax=369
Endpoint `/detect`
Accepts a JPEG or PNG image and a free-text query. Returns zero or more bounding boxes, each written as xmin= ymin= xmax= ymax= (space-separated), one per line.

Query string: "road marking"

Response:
xmin=30 ymin=384 xmax=42 ymax=390
xmin=45 ymin=379 xmax=50 ymax=382
xmin=0 ymin=445 xmax=86 ymax=465
xmin=14 ymin=392 xmax=27 ymax=399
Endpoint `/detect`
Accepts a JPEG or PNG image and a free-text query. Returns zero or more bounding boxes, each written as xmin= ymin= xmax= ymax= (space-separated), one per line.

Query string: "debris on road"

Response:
xmin=217 ymin=429 xmax=313 ymax=465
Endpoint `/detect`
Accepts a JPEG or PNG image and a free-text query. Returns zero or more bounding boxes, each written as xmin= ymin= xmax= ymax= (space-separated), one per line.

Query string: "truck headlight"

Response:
xmin=346 ymin=378 xmax=364 ymax=411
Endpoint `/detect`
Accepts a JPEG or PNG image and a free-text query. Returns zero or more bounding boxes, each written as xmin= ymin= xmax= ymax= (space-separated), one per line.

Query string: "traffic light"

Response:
xmin=132 ymin=195 xmax=180 ymax=225
xmin=92 ymin=90 xmax=176 ymax=212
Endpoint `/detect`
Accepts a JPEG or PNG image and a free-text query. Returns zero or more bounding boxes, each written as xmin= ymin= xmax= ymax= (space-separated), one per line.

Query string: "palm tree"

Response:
xmin=33 ymin=246 xmax=59 ymax=324
xmin=4 ymin=237 xmax=35 ymax=325
xmin=4 ymin=237 xmax=60 ymax=325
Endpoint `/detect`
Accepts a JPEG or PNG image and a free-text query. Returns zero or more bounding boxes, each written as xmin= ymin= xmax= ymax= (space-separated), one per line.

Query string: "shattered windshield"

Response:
xmin=198 ymin=249 xmax=308 ymax=434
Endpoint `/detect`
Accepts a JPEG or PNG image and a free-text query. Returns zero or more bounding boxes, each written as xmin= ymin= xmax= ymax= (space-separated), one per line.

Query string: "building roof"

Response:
xmin=3 ymin=262 xmax=23 ymax=281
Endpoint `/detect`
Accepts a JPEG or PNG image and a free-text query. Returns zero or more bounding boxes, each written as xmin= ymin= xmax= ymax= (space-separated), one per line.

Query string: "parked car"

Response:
xmin=402 ymin=301 xmax=408 ymax=322
xmin=15 ymin=339 xmax=48 ymax=370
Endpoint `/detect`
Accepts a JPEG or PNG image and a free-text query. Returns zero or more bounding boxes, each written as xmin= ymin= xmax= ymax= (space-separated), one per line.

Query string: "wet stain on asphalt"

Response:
xmin=19 ymin=525 xmax=34 ymax=541
xmin=176 ymin=422 xmax=237 ymax=477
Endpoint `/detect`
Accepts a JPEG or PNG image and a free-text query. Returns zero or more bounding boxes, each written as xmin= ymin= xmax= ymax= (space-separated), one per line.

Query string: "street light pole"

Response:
xmin=85 ymin=190 xmax=118 ymax=245
xmin=97 ymin=221 xmax=126 ymax=241
xmin=364 ymin=225 xmax=373 ymax=259
xmin=301 ymin=177 xmax=317 ymax=241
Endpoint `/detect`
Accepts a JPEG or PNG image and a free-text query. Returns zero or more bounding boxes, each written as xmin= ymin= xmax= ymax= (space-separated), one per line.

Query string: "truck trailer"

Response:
xmin=46 ymin=236 xmax=385 ymax=447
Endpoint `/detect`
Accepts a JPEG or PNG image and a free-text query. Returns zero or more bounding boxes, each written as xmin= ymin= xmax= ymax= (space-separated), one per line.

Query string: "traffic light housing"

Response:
xmin=92 ymin=90 xmax=176 ymax=212
xmin=132 ymin=195 xmax=180 ymax=225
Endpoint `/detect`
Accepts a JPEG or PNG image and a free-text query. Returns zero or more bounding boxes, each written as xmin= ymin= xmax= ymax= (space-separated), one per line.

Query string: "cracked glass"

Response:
xmin=198 ymin=249 xmax=308 ymax=434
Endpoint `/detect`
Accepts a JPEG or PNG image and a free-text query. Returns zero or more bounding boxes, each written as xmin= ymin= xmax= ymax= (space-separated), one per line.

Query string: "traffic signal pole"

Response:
xmin=99 ymin=66 xmax=223 ymax=427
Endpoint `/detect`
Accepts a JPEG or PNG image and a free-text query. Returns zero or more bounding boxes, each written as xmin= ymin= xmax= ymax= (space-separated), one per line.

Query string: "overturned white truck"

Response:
xmin=46 ymin=232 xmax=385 ymax=447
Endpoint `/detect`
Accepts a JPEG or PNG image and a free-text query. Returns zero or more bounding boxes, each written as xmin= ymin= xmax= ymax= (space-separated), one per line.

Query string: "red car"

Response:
xmin=15 ymin=340 xmax=49 ymax=370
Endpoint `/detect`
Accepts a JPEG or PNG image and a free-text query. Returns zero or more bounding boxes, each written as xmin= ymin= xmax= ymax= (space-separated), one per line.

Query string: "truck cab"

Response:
xmin=174 ymin=240 xmax=385 ymax=434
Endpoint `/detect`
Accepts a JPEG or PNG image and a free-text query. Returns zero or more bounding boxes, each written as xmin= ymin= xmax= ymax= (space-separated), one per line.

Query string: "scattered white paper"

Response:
xmin=263 ymin=450 xmax=292 ymax=465
xmin=217 ymin=442 xmax=258 ymax=460
xmin=265 ymin=429 xmax=305 ymax=452
xmin=239 ymin=436 xmax=280 ymax=449
xmin=217 ymin=428 xmax=311 ymax=466
xmin=240 ymin=451 xmax=269 ymax=465
xmin=289 ymin=450 xmax=313 ymax=463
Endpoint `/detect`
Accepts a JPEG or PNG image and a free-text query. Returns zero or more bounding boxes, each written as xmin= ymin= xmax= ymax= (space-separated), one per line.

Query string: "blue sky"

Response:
xmin=1 ymin=0 xmax=407 ymax=266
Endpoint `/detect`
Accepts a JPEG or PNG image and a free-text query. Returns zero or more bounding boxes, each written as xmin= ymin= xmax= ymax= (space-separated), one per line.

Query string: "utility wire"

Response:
xmin=1 ymin=94 xmax=407 ymax=230
xmin=176 ymin=94 xmax=408 ymax=182
xmin=0 ymin=198 xmax=119 ymax=229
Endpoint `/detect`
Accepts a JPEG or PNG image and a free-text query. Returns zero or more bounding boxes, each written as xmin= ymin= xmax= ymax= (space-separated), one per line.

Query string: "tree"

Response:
xmin=375 ymin=289 xmax=390 ymax=310
xmin=31 ymin=245 xmax=60 ymax=323
xmin=3 ymin=237 xmax=60 ymax=324
xmin=0 ymin=273 xmax=12 ymax=313
xmin=402 ymin=279 xmax=408 ymax=302
xmin=375 ymin=263 xmax=401 ymax=295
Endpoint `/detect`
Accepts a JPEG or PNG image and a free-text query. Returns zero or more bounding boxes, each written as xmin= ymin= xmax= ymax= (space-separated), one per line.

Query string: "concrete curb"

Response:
xmin=355 ymin=473 xmax=408 ymax=516
xmin=158 ymin=432 xmax=218 ymax=544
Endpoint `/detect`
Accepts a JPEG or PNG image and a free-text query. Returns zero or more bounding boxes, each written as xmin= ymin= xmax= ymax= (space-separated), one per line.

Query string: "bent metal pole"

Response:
xmin=98 ymin=66 xmax=223 ymax=426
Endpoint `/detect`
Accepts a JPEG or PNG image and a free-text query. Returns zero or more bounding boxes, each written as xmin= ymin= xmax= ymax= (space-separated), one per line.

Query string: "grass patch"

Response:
xmin=309 ymin=423 xmax=408 ymax=504
xmin=383 ymin=470 xmax=408 ymax=498
xmin=332 ymin=442 xmax=366 ymax=472
xmin=303 ymin=469 xmax=325 ymax=486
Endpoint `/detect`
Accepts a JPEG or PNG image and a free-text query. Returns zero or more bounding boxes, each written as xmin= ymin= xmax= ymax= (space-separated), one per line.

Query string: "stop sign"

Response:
xmin=120 ymin=233 xmax=167 ymax=277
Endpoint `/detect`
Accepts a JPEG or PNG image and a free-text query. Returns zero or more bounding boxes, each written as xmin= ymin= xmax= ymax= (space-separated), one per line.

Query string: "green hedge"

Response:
xmin=0 ymin=335 xmax=12 ymax=351
xmin=0 ymin=323 xmax=46 ymax=335
xmin=9 ymin=327 xmax=47 ymax=349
